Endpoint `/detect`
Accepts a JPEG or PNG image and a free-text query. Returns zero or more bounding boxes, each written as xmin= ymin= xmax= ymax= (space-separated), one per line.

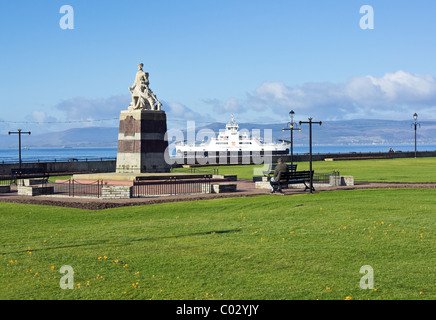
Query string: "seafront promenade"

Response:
xmin=1 ymin=150 xmax=436 ymax=175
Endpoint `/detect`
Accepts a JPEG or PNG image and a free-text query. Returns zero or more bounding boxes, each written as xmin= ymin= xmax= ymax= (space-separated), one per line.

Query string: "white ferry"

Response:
xmin=175 ymin=115 xmax=290 ymax=157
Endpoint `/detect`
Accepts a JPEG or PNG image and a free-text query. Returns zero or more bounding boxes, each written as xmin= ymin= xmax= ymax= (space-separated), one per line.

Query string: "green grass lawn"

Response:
xmin=174 ymin=157 xmax=436 ymax=182
xmin=1 ymin=188 xmax=434 ymax=300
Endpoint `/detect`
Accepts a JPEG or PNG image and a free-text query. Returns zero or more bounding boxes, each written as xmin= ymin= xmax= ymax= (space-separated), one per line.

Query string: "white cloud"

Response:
xmin=55 ymin=94 xmax=131 ymax=120
xmin=164 ymin=101 xmax=210 ymax=122
xmin=25 ymin=110 xmax=58 ymax=124
xmin=244 ymin=71 xmax=436 ymax=120
xmin=203 ymin=97 xmax=246 ymax=114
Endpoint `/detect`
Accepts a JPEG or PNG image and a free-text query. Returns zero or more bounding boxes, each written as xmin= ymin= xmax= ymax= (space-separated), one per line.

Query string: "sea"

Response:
xmin=1 ymin=144 xmax=436 ymax=164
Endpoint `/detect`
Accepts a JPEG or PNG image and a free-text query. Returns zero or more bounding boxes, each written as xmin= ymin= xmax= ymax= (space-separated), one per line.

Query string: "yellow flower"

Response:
xmin=51 ymin=265 xmax=55 ymax=270
xmin=115 ymin=260 xmax=119 ymax=263
xmin=345 ymin=296 xmax=352 ymax=300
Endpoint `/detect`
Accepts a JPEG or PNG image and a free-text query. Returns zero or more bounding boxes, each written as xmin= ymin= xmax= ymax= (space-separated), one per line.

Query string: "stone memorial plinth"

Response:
xmin=116 ymin=109 xmax=170 ymax=174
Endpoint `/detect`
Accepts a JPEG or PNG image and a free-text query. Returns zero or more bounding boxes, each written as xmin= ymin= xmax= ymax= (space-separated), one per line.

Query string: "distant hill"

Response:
xmin=1 ymin=119 xmax=435 ymax=148
xmin=0 ymin=127 xmax=119 ymax=148
xmin=195 ymin=119 xmax=436 ymax=146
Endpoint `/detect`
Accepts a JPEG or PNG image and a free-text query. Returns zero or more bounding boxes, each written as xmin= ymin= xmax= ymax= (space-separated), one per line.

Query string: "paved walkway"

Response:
xmin=1 ymin=180 xmax=435 ymax=210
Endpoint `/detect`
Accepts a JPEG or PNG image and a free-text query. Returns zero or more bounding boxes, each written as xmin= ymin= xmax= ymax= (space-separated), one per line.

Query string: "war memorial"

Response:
xmin=75 ymin=63 xmax=172 ymax=179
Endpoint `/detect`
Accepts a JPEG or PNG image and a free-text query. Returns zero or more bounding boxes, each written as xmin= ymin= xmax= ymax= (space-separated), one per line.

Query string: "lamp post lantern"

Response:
xmin=282 ymin=110 xmax=301 ymax=169
xmin=299 ymin=117 xmax=322 ymax=194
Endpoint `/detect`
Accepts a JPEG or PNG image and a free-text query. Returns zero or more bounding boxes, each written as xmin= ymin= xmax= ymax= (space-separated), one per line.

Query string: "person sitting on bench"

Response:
xmin=270 ymin=158 xmax=288 ymax=194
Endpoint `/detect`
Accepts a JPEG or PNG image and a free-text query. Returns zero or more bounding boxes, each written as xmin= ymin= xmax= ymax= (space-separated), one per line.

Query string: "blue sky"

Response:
xmin=1 ymin=0 xmax=436 ymax=134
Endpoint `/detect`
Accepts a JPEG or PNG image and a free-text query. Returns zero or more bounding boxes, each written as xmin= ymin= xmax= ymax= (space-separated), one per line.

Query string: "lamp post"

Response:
xmin=8 ymin=129 xmax=31 ymax=171
xmin=299 ymin=117 xmax=322 ymax=194
xmin=412 ymin=113 xmax=420 ymax=158
xmin=282 ymin=110 xmax=301 ymax=169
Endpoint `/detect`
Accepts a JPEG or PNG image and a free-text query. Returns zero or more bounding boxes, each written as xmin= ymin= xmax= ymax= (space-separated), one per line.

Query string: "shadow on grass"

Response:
xmin=0 ymin=229 xmax=242 ymax=255
xmin=128 ymin=229 xmax=242 ymax=243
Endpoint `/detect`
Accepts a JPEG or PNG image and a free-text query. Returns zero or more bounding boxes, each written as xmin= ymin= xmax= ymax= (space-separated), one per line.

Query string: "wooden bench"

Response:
xmin=11 ymin=168 xmax=49 ymax=183
xmin=270 ymin=170 xmax=314 ymax=192
xmin=263 ymin=163 xmax=297 ymax=176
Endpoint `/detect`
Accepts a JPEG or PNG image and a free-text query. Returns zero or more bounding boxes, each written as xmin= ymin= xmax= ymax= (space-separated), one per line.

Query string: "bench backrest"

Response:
xmin=264 ymin=163 xmax=297 ymax=174
xmin=278 ymin=170 xmax=313 ymax=181
xmin=11 ymin=168 xmax=47 ymax=178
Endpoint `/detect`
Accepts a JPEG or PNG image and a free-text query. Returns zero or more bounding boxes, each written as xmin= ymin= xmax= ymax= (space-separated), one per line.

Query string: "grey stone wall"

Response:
xmin=101 ymin=186 xmax=133 ymax=199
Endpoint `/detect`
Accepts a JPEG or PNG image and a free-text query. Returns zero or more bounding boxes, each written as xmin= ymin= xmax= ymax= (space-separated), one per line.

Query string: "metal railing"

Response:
xmin=0 ymin=177 xmax=13 ymax=186
xmin=133 ymin=176 xmax=211 ymax=198
xmin=170 ymin=167 xmax=219 ymax=175
xmin=313 ymin=171 xmax=340 ymax=184
xmin=47 ymin=179 xmax=102 ymax=198
xmin=0 ymin=176 xmax=103 ymax=198
xmin=0 ymin=157 xmax=116 ymax=165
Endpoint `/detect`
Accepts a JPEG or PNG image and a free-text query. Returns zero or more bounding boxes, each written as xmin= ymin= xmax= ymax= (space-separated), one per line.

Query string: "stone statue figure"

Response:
xmin=128 ymin=63 xmax=162 ymax=111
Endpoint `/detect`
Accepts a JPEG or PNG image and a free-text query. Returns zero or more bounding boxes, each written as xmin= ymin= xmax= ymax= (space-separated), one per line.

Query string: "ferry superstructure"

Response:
xmin=175 ymin=115 xmax=290 ymax=157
